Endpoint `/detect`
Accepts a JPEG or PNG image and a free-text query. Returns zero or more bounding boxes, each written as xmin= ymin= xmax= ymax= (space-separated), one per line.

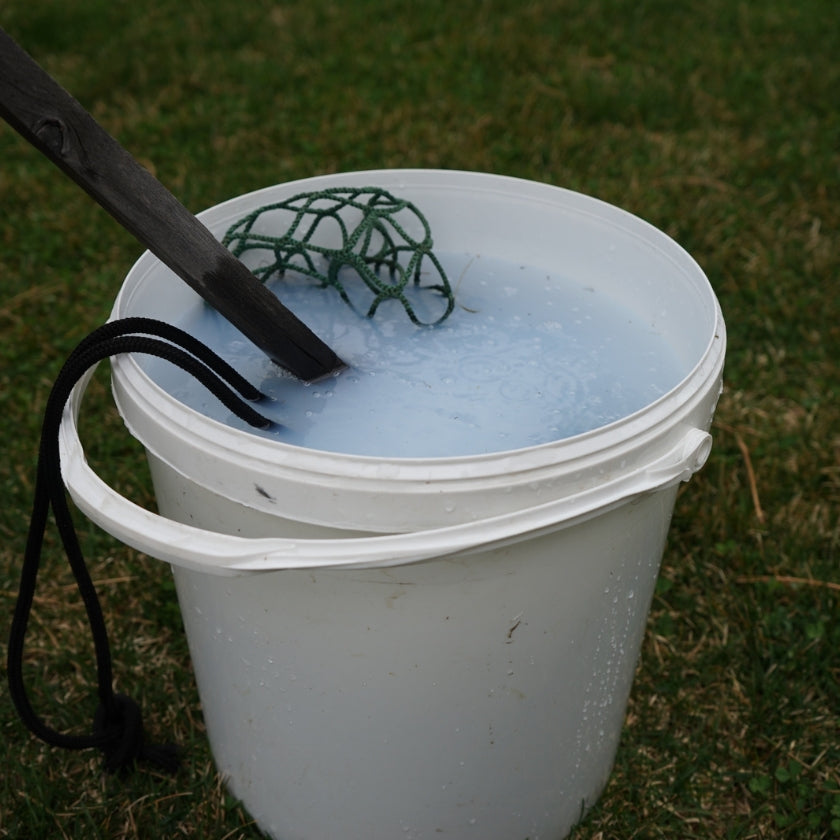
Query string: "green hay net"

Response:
xmin=222 ymin=186 xmax=455 ymax=326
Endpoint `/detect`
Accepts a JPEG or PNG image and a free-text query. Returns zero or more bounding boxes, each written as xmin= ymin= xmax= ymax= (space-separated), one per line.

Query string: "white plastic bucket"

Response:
xmin=59 ymin=170 xmax=725 ymax=840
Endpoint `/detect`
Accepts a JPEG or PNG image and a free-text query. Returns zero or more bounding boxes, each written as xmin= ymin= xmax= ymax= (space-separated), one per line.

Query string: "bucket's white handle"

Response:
xmin=59 ymin=371 xmax=712 ymax=576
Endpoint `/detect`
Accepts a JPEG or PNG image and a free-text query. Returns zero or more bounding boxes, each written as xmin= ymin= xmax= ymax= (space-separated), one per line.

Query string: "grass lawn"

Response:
xmin=1 ymin=0 xmax=838 ymax=837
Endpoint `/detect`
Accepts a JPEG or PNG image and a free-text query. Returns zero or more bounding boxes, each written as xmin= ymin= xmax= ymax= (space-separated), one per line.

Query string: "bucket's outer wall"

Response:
xmin=170 ymin=486 xmax=678 ymax=840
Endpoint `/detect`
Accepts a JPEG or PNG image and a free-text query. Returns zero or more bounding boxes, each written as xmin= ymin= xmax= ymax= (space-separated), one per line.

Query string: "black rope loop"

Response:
xmin=7 ymin=318 xmax=272 ymax=774
xmin=68 ymin=316 xmax=266 ymax=403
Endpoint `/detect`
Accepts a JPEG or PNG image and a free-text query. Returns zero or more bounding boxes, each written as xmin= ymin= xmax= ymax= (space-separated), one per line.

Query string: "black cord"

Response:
xmin=7 ymin=318 xmax=271 ymax=774
xmin=67 ymin=317 xmax=266 ymax=403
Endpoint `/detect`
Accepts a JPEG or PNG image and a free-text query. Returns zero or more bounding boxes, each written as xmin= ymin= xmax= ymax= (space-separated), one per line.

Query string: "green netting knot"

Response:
xmin=222 ymin=186 xmax=455 ymax=325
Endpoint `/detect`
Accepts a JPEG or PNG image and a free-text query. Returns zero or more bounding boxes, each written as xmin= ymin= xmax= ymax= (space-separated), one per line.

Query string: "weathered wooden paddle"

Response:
xmin=0 ymin=27 xmax=345 ymax=382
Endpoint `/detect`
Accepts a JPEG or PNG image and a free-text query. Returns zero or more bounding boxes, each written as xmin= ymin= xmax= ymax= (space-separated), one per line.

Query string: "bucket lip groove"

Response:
xmin=111 ymin=168 xmax=726 ymax=478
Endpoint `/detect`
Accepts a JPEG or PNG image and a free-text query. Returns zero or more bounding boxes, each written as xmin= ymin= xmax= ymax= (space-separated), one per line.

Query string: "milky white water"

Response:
xmin=141 ymin=252 xmax=686 ymax=457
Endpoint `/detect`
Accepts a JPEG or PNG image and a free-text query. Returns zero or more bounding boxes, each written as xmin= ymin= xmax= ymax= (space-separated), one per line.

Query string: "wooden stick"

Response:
xmin=0 ymin=27 xmax=344 ymax=382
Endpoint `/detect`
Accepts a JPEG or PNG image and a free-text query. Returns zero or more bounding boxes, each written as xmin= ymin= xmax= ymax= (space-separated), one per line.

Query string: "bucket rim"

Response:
xmin=110 ymin=168 xmax=726 ymax=476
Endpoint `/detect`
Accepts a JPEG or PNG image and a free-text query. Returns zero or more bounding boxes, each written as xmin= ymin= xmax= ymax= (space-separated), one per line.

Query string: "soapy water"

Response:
xmin=141 ymin=252 xmax=686 ymax=457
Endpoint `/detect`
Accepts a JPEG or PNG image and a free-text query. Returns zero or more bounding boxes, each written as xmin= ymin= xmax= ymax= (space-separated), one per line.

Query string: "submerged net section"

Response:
xmin=222 ymin=186 xmax=455 ymax=325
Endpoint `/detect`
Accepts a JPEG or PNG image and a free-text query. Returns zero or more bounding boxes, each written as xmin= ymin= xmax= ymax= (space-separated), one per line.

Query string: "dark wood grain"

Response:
xmin=0 ymin=27 xmax=344 ymax=381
